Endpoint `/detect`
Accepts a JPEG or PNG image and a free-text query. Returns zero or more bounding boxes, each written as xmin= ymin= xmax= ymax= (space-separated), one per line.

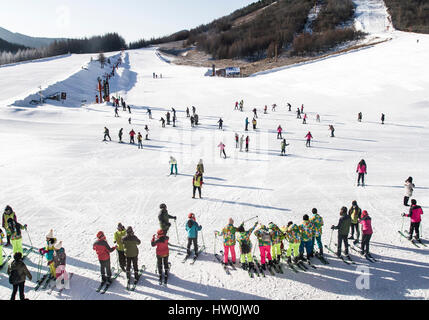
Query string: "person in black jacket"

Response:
xmin=158 ymin=204 xmax=177 ymax=234
xmin=8 ymin=252 xmax=32 ymax=300
xmin=331 ymin=207 xmax=352 ymax=257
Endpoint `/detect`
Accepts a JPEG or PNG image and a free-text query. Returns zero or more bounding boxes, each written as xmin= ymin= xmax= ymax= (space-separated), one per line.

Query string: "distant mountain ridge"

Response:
xmin=0 ymin=37 xmax=28 ymax=53
xmin=0 ymin=26 xmax=65 ymax=49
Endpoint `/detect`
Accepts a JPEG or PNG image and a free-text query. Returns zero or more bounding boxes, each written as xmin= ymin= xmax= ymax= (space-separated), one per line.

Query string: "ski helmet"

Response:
xmin=157 ymin=229 xmax=165 ymax=236
xmin=160 ymin=203 xmax=167 ymax=209
xmin=96 ymin=231 xmax=105 ymax=240
xmin=188 ymin=213 xmax=195 ymax=220
xmin=4 ymin=205 xmax=12 ymax=214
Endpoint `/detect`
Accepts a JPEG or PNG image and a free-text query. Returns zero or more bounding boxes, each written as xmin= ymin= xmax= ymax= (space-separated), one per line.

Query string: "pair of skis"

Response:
xmin=214 ymin=253 xmax=231 ymax=275
xmin=158 ymin=262 xmax=172 ymax=287
xmin=35 ymin=271 xmax=52 ymax=291
xmin=182 ymin=246 xmax=206 ymax=265
xmin=47 ymin=273 xmax=74 ymax=295
xmin=126 ymin=265 xmax=146 ymax=292
xmin=325 ymin=245 xmax=356 ymax=265
xmin=96 ymin=268 xmax=123 ymax=294
xmin=399 ymin=231 xmax=427 ymax=248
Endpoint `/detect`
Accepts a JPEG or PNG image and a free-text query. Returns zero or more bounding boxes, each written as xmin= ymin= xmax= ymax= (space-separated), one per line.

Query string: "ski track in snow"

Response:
xmin=0 ymin=6 xmax=429 ymax=299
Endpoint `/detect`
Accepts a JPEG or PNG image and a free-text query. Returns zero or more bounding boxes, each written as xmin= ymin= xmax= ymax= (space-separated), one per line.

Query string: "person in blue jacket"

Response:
xmin=185 ymin=213 xmax=202 ymax=257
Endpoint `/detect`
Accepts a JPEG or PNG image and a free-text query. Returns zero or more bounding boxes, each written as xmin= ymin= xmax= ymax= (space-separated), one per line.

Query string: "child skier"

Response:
xmin=310 ymin=208 xmax=324 ymax=256
xmin=357 ymin=159 xmax=367 ymax=186
xmin=144 ymin=125 xmax=149 ymax=140
xmin=283 ymin=222 xmax=301 ymax=264
xmin=185 ymin=213 xmax=202 ymax=257
xmin=151 ymin=229 xmax=170 ymax=285
xmin=2 ymin=205 xmax=17 ymax=247
xmin=252 ymin=118 xmax=257 ymax=130
xmin=299 ymin=215 xmax=314 ymax=260
xmin=281 ymin=139 xmax=289 ymax=156
xmin=245 ymin=136 xmax=249 ymax=152
xmin=277 ymin=125 xmax=283 ymax=139
xmin=93 ymin=231 xmax=117 ymax=284
xmin=8 ymin=252 xmax=32 ymax=300
xmin=218 ymin=142 xmax=227 ymax=159
xmin=402 ymin=199 xmax=424 ymax=241
xmin=235 ymin=133 xmax=239 ymax=148
xmin=7 ymin=219 xmax=26 ymax=255
xmin=103 ymin=127 xmax=111 ymax=141
xmin=254 ymin=225 xmax=273 ymax=270
xmin=305 ymin=131 xmax=313 ymax=147
xmin=268 ymin=222 xmax=283 ymax=264
xmin=215 ymin=218 xmax=237 ymax=265
xmin=237 ymin=221 xmax=258 ymax=270
xmin=240 ymin=135 xmax=244 ymax=152
xmin=137 ymin=132 xmax=143 ymax=149
xmin=118 ymin=128 xmax=123 ymax=143
xmin=39 ymin=229 xmax=57 ymax=279
xmin=404 ymin=177 xmax=415 ymax=207
xmin=53 ymin=241 xmax=70 ymax=290
xmin=359 ymin=210 xmax=373 ymax=256
xmin=129 ymin=129 xmax=136 ymax=144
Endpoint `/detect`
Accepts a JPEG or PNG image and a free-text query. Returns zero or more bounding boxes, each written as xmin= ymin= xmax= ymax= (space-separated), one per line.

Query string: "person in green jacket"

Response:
xmin=331 ymin=207 xmax=352 ymax=258
xmin=122 ymin=226 xmax=141 ymax=284
xmin=268 ymin=222 xmax=283 ymax=264
xmin=282 ymin=222 xmax=301 ymax=264
xmin=237 ymin=221 xmax=258 ymax=270
xmin=348 ymin=201 xmax=362 ymax=245
xmin=158 ymin=204 xmax=177 ymax=234
xmin=215 ymin=218 xmax=237 ymax=264
xmin=310 ymin=208 xmax=324 ymax=256
xmin=7 ymin=219 xmax=26 ymax=255
xmin=254 ymin=225 xmax=273 ymax=269
xmin=113 ymin=223 xmax=127 ymax=272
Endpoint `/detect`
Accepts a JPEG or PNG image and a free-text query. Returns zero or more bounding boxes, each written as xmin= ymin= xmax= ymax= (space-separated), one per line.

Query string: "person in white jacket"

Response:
xmin=169 ymin=157 xmax=178 ymax=176
xmin=404 ymin=177 xmax=415 ymax=207
xmin=239 ymin=135 xmax=244 ymax=152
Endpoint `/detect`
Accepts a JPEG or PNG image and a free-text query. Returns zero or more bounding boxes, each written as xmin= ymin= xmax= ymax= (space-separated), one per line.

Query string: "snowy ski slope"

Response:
xmin=0 ymin=2 xmax=428 ymax=300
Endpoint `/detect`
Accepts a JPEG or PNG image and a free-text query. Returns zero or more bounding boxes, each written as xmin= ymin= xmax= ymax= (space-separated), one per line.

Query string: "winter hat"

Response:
xmin=312 ymin=208 xmax=318 ymax=214
xmin=157 ymin=229 xmax=165 ymax=236
xmin=97 ymin=231 xmax=105 ymax=240
xmin=361 ymin=210 xmax=368 ymax=218
xmin=13 ymin=252 xmax=22 ymax=261
xmin=126 ymin=226 xmax=134 ymax=235
xmin=411 ymin=199 xmax=417 ymax=206
xmin=46 ymin=229 xmax=54 ymax=239
xmin=54 ymin=241 xmax=63 ymax=250
xmin=237 ymin=224 xmax=245 ymax=233
xmin=4 ymin=205 xmax=12 ymax=214
xmin=228 ymin=218 xmax=234 ymax=225
xmin=340 ymin=207 xmax=348 ymax=216
xmin=303 ymin=215 xmax=309 ymax=221
xmin=352 ymin=201 xmax=358 ymax=206
xmin=159 ymin=203 xmax=167 ymax=209
xmin=118 ymin=223 xmax=125 ymax=231
xmin=287 ymin=221 xmax=293 ymax=227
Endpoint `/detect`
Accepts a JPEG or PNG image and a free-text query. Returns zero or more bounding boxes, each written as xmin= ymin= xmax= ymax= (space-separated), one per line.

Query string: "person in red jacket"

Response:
xmin=151 ymin=229 xmax=169 ymax=285
xmin=129 ymin=129 xmax=136 ymax=144
xmin=402 ymin=199 xmax=424 ymax=241
xmin=356 ymin=159 xmax=367 ymax=187
xmin=305 ymin=132 xmax=313 ymax=147
xmin=93 ymin=231 xmax=117 ymax=284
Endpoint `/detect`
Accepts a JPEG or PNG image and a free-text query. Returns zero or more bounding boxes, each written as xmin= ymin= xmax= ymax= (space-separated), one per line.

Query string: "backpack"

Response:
xmin=9 ymin=268 xmax=20 ymax=285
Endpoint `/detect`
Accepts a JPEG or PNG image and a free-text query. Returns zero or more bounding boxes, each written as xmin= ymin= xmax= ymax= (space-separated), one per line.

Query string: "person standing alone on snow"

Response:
xmin=329 ymin=125 xmax=335 ymax=137
xmin=129 ymin=129 xmax=136 ymax=144
xmin=240 ymin=135 xmax=244 ymax=152
xmin=235 ymin=133 xmax=239 ymax=148
xmin=169 ymin=156 xmax=178 ymax=176
xmin=281 ymin=139 xmax=289 ymax=156
xmin=357 ymin=159 xmax=367 ymax=186
xmin=192 ymin=171 xmax=203 ymax=199
xmin=137 ymin=132 xmax=143 ymax=149
xmin=404 ymin=177 xmax=415 ymax=207
xmin=118 ymin=128 xmax=123 ymax=143
xmin=305 ymin=131 xmax=313 ymax=147
xmin=218 ymin=142 xmax=227 ymax=159
xmin=277 ymin=125 xmax=283 ymax=139
xmin=245 ymin=136 xmax=250 ymax=152
xmin=381 ymin=113 xmax=385 ymax=125
xmin=158 ymin=204 xmax=177 ymax=234
xmin=103 ymin=127 xmax=111 ymax=141
xmin=218 ymin=118 xmax=224 ymax=130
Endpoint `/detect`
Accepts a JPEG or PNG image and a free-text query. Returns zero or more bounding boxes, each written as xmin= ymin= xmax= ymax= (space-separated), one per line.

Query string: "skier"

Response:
xmin=172 ymin=114 xmax=176 ymax=127
xmin=7 ymin=252 xmax=32 ymax=300
xmin=93 ymin=231 xmax=117 ymax=284
xmin=254 ymin=225 xmax=273 ymax=270
xmin=237 ymin=221 xmax=258 ymax=270
xmin=381 ymin=113 xmax=385 ymax=125
xmin=298 ymin=215 xmax=314 ymax=260
xmin=302 ymin=114 xmax=307 ymax=124
xmin=331 ymin=207 xmax=352 ymax=258
xmin=359 ymin=210 xmax=373 ymax=256
xmin=192 ymin=106 xmax=196 ymax=115
xmin=245 ymin=117 xmax=249 ymax=131
xmin=272 ymin=104 xmax=277 ymax=112
xmin=151 ymin=229 xmax=169 ymax=285
xmin=144 ymin=125 xmax=149 ymax=140
xmin=127 ymin=105 xmax=131 ymax=114
xmin=235 ymin=133 xmax=239 ymax=148
xmin=301 ymin=104 xmax=304 ymax=113
xmin=122 ymin=226 xmax=141 ymax=285
xmin=215 ymin=218 xmax=237 ymax=265
xmin=218 ymin=118 xmax=224 ymax=130
xmin=113 ymin=223 xmax=127 ymax=272
xmin=114 ymin=106 xmax=119 ymax=117
xmin=404 ymin=177 xmax=415 ymax=207
xmin=239 ymin=100 xmax=244 ymax=112
xmin=39 ymin=230 xmax=57 ymax=279
xmin=297 ymin=108 xmax=301 ymax=119
xmin=264 ymin=105 xmax=268 ymax=114
xmin=283 ymin=222 xmax=301 ymax=264
xmin=287 ymin=103 xmax=292 ymax=112
xmin=166 ymin=112 xmax=171 ymax=125
xmin=160 ymin=117 xmax=166 ymax=128
xmin=103 ymin=127 xmax=111 ymax=141
xmin=158 ymin=204 xmax=177 ymax=234
xmin=0 ymin=228 xmax=4 ymax=266
xmin=194 ymin=114 xmax=199 ymax=125
xmin=190 ymin=116 xmax=195 ymax=128
xmin=186 ymin=107 xmax=190 ymax=118
xmin=245 ymin=136 xmax=249 ymax=152
xmin=235 ymin=101 xmax=239 ymax=110
xmin=129 ymin=129 xmax=136 ymax=144
xmin=147 ymin=108 xmax=152 ymax=119
xmin=192 ymin=171 xmax=203 ymax=199
xmin=218 ymin=142 xmax=227 ymax=159
xmin=358 ymin=112 xmax=363 ymax=122
xmin=197 ymin=159 xmax=204 ymax=176
xmin=305 ymin=131 xmax=313 ymax=147
xmin=169 ymin=156 xmax=178 ymax=175
xmin=329 ymin=125 xmax=335 ymax=137
xmin=277 ymin=125 xmax=283 ymax=139
xmin=316 ymin=114 xmax=320 ymax=122
xmin=348 ymin=201 xmax=362 ymax=244
xmin=128 ymin=117 xmax=132 ymax=125
xmin=281 ymin=139 xmax=289 ymax=156
xmin=53 ymin=241 xmax=70 ymax=290
xmin=3 ymin=205 xmax=17 ymax=247
xmin=310 ymin=208 xmax=324 ymax=256
xmin=252 ymin=118 xmax=257 ymax=130
xmin=118 ymin=128 xmax=123 ymax=143
xmin=137 ymin=132 xmax=143 ymax=149
xmin=6 ymin=219 xmax=26 ymax=255
xmin=252 ymin=108 xmax=258 ymax=119
xmin=268 ymin=222 xmax=283 ymax=264
xmin=356 ymin=159 xmax=367 ymax=186
xmin=239 ymin=135 xmax=244 ymax=152
xmin=402 ymin=199 xmax=424 ymax=241
xmin=185 ymin=213 xmax=202 ymax=257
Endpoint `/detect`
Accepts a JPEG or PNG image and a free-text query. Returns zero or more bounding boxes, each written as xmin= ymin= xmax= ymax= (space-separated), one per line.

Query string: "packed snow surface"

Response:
xmin=353 ymin=0 xmax=394 ymax=34
xmin=0 ymin=13 xmax=428 ymax=302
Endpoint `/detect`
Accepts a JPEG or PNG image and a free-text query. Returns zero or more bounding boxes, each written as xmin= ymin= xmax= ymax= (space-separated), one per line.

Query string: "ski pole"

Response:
xmin=243 ymin=216 xmax=259 ymax=224
xmin=25 ymin=228 xmax=34 ymax=250
xmin=174 ymin=219 xmax=180 ymax=246
xmin=36 ymin=254 xmax=43 ymax=282
xmin=201 ymin=231 xmax=206 ymax=248
xmin=401 ymin=214 xmax=405 ymax=233
xmin=328 ymin=229 xmax=334 ymax=249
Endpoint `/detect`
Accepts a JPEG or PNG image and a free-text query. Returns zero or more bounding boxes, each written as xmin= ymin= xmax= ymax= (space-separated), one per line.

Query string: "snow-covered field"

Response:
xmin=0 ymin=2 xmax=429 ymax=300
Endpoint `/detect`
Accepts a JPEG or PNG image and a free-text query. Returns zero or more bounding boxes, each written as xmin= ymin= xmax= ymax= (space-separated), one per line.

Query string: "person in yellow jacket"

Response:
xmin=114 ymin=223 xmax=127 ymax=272
xmin=192 ymin=171 xmax=203 ymax=199
xmin=0 ymin=228 xmax=4 ymax=266
xmin=39 ymin=229 xmax=57 ymax=278
xmin=282 ymin=222 xmax=302 ymax=264
xmin=2 ymin=205 xmax=17 ymax=247
xmin=7 ymin=219 xmax=27 ymax=255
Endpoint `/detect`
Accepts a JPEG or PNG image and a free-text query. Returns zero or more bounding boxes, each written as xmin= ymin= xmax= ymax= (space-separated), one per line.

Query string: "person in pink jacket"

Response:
xmin=359 ymin=210 xmax=373 ymax=256
xmin=305 ymin=132 xmax=313 ymax=147
xmin=357 ymin=159 xmax=367 ymax=186
xmin=402 ymin=199 xmax=424 ymax=241
xmin=277 ymin=125 xmax=283 ymax=139
xmin=218 ymin=142 xmax=226 ymax=159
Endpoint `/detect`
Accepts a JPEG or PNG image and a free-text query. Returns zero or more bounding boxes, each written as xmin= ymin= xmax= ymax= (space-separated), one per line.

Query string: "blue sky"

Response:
xmin=1 ymin=0 xmax=256 ymax=43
